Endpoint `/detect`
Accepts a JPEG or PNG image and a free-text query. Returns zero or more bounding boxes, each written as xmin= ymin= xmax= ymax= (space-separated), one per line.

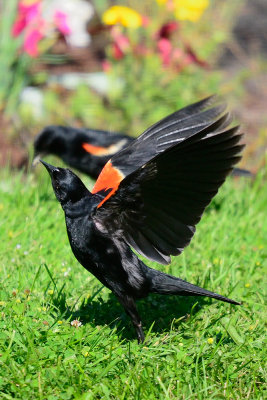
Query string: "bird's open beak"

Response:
xmin=32 ymin=153 xmax=44 ymax=167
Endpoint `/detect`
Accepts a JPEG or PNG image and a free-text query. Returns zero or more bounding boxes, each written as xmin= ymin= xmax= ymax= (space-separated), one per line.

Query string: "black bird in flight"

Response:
xmin=33 ymin=113 xmax=251 ymax=180
xmin=41 ymin=96 xmax=242 ymax=343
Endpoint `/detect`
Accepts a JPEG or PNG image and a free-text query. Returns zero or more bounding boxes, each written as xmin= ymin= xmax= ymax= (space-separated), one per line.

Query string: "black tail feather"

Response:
xmin=147 ymin=268 xmax=241 ymax=305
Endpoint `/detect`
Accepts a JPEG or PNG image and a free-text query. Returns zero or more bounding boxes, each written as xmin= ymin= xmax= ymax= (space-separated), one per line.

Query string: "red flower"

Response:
xmin=184 ymin=43 xmax=209 ymax=68
xmin=156 ymin=21 xmax=179 ymax=40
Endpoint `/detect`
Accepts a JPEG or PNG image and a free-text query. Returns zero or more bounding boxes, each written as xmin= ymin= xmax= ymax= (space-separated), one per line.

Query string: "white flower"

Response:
xmin=43 ymin=0 xmax=94 ymax=47
xmin=71 ymin=319 xmax=82 ymax=327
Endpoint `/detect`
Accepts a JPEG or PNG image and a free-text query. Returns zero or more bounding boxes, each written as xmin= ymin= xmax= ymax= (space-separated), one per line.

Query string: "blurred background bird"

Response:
xmin=33 ymin=125 xmax=132 ymax=179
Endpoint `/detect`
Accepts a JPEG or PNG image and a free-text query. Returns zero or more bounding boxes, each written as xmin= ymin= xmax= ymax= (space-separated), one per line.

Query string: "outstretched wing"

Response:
xmin=92 ymin=96 xmax=228 ymax=206
xmin=92 ymin=106 xmax=244 ymax=265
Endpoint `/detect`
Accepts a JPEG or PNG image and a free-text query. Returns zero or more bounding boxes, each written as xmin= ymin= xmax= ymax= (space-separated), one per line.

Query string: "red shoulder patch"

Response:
xmin=92 ymin=160 xmax=125 ymax=208
xmin=82 ymin=139 xmax=128 ymax=157
xmin=82 ymin=142 xmax=110 ymax=156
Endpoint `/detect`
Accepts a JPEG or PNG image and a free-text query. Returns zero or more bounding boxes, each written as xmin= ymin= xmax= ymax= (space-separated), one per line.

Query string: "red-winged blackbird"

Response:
xmin=41 ymin=96 xmax=243 ymax=343
xmin=33 ymin=112 xmax=251 ymax=179
xmin=33 ymin=126 xmax=132 ymax=179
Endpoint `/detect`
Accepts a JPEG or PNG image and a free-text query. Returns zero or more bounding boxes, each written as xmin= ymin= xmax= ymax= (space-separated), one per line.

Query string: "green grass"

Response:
xmin=0 ymin=165 xmax=266 ymax=399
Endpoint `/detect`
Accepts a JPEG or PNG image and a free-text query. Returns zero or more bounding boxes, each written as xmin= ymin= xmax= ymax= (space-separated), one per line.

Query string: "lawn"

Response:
xmin=0 ymin=165 xmax=266 ymax=399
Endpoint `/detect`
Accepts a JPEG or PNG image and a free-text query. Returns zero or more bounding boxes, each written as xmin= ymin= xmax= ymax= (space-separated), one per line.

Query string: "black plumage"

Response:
xmin=34 ymin=126 xmax=131 ymax=179
xmin=34 ymin=96 xmax=251 ymax=179
xmin=41 ymin=97 xmax=243 ymax=343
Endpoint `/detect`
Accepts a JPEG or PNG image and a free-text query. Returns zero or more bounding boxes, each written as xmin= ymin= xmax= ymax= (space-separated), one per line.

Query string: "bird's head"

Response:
xmin=40 ymin=160 xmax=89 ymax=206
xmin=33 ymin=126 xmax=67 ymax=166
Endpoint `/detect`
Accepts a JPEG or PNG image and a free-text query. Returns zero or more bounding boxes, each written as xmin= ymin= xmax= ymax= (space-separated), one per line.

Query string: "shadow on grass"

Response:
xmin=50 ymin=288 xmax=212 ymax=342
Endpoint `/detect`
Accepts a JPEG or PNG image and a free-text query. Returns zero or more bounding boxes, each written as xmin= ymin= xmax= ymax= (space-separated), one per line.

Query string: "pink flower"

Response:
xmin=12 ymin=1 xmax=41 ymax=37
xmin=54 ymin=10 xmax=71 ymax=35
xmin=155 ymin=21 xmax=208 ymax=70
xmin=11 ymin=1 xmax=74 ymax=57
xmin=110 ymin=27 xmax=130 ymax=60
xmin=12 ymin=0 xmax=44 ymax=57
xmin=156 ymin=21 xmax=180 ymax=67
xmin=23 ymin=27 xmax=43 ymax=57
xmin=157 ymin=38 xmax=172 ymax=66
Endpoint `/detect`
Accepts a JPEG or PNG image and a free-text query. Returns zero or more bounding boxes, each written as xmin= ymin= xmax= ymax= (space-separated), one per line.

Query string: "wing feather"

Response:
xmin=92 ymin=96 xmax=229 ymax=202
xmin=92 ymin=99 xmax=244 ymax=264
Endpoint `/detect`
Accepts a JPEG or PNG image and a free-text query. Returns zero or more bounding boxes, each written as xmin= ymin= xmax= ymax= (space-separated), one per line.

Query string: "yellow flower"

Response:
xmin=207 ymin=337 xmax=214 ymax=344
xmin=83 ymin=351 xmax=89 ymax=357
xmin=22 ymin=0 xmax=38 ymax=4
xmin=159 ymin=0 xmax=209 ymax=22
xmin=102 ymin=6 xmax=142 ymax=28
xmin=8 ymin=231 xmax=14 ymax=238
xmin=174 ymin=0 xmax=209 ymax=21
xmin=48 ymin=289 xmax=54 ymax=295
xmin=245 ymin=283 xmax=251 ymax=288
xmin=16 ymin=299 xmax=21 ymax=303
xmin=57 ymin=320 xmax=63 ymax=325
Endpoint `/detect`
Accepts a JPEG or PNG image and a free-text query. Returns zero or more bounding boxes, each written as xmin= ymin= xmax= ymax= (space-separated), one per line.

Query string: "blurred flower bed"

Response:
xmin=0 ymin=0 xmax=266 ymax=170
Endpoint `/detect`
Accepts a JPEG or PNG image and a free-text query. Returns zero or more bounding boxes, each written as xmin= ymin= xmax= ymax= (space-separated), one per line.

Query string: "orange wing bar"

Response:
xmin=82 ymin=143 xmax=112 ymax=156
xmin=92 ymin=160 xmax=125 ymax=208
xmin=82 ymin=139 xmax=128 ymax=157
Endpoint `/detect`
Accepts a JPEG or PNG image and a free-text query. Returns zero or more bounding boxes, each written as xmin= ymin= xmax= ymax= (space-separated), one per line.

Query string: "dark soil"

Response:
xmin=0 ymin=116 xmax=28 ymax=170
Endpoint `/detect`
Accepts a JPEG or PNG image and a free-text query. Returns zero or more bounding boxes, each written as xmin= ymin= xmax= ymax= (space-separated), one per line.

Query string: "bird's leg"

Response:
xmin=117 ymin=295 xmax=145 ymax=344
